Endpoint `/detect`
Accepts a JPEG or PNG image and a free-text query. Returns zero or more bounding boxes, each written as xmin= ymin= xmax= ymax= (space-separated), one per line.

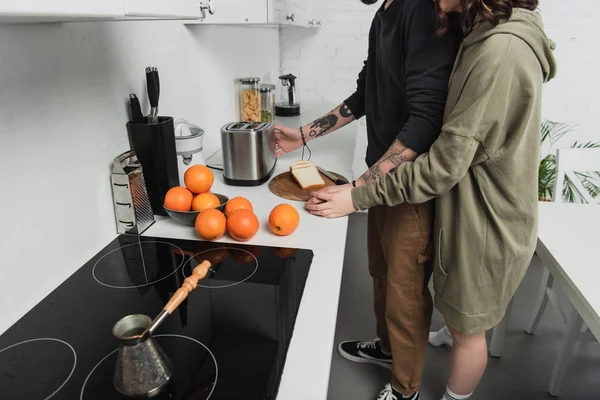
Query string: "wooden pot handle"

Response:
xmin=164 ymin=260 xmax=210 ymax=314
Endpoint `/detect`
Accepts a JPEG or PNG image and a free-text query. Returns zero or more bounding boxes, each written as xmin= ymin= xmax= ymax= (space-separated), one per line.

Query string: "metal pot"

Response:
xmin=112 ymin=260 xmax=211 ymax=398
xmin=113 ymin=315 xmax=173 ymax=398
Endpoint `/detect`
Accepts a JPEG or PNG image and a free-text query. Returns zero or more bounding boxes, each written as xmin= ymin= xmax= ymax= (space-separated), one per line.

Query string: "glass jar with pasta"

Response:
xmin=238 ymin=77 xmax=261 ymax=122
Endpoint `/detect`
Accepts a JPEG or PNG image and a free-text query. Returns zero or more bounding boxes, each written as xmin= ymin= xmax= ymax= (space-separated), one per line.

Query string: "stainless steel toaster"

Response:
xmin=221 ymin=122 xmax=277 ymax=186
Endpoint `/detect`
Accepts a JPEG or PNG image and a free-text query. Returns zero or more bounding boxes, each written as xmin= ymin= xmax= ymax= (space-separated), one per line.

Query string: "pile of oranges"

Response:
xmin=164 ymin=165 xmax=300 ymax=242
xmin=164 ymin=165 xmax=217 ymax=212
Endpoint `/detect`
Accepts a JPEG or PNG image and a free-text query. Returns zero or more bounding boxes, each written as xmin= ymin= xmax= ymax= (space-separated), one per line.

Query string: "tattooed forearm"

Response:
xmin=340 ymin=104 xmax=353 ymax=118
xmin=300 ymin=103 xmax=356 ymax=142
xmin=359 ymin=140 xmax=416 ymax=184
xmin=309 ymin=114 xmax=338 ymax=137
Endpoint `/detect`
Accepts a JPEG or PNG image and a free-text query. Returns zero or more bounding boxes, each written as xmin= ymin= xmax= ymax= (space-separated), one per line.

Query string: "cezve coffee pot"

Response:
xmin=112 ymin=260 xmax=210 ymax=398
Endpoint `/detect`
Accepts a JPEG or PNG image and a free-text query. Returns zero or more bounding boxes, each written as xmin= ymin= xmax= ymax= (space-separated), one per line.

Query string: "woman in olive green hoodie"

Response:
xmin=306 ymin=0 xmax=557 ymax=399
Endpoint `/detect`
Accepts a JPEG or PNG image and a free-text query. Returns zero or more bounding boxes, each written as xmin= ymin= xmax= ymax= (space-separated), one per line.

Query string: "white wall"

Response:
xmin=0 ymin=21 xmax=279 ymax=333
xmin=541 ymin=0 xmax=600 ymax=145
xmin=280 ymin=0 xmax=600 ymax=155
xmin=280 ymin=0 xmax=374 ymax=105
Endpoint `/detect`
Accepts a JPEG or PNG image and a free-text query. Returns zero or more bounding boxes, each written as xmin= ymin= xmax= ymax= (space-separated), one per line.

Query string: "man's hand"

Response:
xmin=273 ymin=125 xmax=303 ymax=157
xmin=273 ymin=103 xmax=357 ymax=157
xmin=305 ymin=184 xmax=357 ymax=219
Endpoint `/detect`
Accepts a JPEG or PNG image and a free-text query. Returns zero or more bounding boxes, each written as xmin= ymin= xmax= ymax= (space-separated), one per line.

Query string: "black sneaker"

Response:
xmin=337 ymin=338 xmax=392 ymax=369
xmin=376 ymin=383 xmax=419 ymax=400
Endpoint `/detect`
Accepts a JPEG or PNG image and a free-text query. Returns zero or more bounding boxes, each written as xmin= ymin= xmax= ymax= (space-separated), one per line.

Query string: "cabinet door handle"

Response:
xmin=286 ymin=14 xmax=295 ymax=23
xmin=199 ymin=0 xmax=214 ymax=19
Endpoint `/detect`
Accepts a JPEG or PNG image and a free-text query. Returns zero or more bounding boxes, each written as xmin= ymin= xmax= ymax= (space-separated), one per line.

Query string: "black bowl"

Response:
xmin=164 ymin=193 xmax=229 ymax=226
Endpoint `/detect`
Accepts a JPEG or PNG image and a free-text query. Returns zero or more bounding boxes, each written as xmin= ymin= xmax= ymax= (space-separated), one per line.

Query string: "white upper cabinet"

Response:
xmin=0 ymin=0 xmax=122 ymax=20
xmin=124 ymin=0 xmax=201 ymax=19
xmin=0 ymin=0 xmax=201 ymax=22
xmin=189 ymin=0 xmax=321 ymax=27
xmin=0 ymin=0 xmax=320 ymax=24
xmin=269 ymin=0 xmax=322 ymax=28
xmin=195 ymin=0 xmax=268 ymax=24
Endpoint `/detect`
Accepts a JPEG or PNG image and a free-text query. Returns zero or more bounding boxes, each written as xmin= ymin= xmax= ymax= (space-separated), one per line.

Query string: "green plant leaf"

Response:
xmin=540 ymin=119 xmax=574 ymax=146
xmin=537 ymin=120 xmax=600 ymax=203
xmin=564 ymin=175 xmax=586 ymax=203
xmin=571 ymin=141 xmax=600 ymax=149
xmin=575 ymin=172 xmax=600 ymax=199
xmin=538 ymin=154 xmax=556 ymax=201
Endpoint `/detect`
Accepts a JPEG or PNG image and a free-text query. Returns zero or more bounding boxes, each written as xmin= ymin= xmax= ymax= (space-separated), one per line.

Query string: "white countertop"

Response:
xmin=144 ymin=106 xmax=359 ymax=400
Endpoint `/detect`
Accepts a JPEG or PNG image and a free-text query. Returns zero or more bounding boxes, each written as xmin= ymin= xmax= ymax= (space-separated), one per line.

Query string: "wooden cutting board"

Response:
xmin=269 ymin=170 xmax=349 ymax=202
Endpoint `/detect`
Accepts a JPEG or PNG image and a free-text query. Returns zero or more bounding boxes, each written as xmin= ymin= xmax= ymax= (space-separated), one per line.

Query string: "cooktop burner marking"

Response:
xmin=183 ymin=247 xmax=259 ymax=289
xmin=0 ymin=338 xmax=77 ymax=400
xmin=137 ymin=238 xmax=150 ymax=284
xmin=92 ymin=240 xmax=185 ymax=289
xmin=79 ymin=334 xmax=217 ymax=400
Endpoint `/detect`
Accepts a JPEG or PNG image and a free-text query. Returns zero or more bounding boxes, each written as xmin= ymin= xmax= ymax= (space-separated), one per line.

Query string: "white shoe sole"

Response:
xmin=337 ymin=342 xmax=392 ymax=369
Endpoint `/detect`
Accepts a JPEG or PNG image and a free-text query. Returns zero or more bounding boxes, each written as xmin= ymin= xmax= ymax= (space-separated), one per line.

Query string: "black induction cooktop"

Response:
xmin=0 ymin=235 xmax=313 ymax=400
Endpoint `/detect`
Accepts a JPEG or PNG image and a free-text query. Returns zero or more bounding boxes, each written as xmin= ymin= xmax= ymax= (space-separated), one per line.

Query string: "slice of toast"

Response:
xmin=290 ymin=160 xmax=326 ymax=190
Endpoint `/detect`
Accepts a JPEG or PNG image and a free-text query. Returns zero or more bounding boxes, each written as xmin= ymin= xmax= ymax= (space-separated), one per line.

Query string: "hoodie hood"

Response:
xmin=463 ymin=9 xmax=557 ymax=82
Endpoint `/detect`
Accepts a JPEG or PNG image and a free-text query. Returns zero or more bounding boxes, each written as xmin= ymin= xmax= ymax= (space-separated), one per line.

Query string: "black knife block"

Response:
xmin=126 ymin=117 xmax=179 ymax=216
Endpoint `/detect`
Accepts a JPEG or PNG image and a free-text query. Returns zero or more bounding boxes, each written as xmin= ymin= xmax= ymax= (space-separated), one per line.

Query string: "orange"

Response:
xmin=192 ymin=192 xmax=221 ymax=211
xmin=172 ymin=248 xmax=194 ymax=256
xmin=195 ymin=208 xmax=227 ymax=241
xmin=164 ymin=186 xmax=193 ymax=211
xmin=268 ymin=204 xmax=300 ymax=236
xmin=229 ymin=245 xmax=260 ymax=264
xmin=272 ymin=247 xmax=297 ymax=259
xmin=227 ymin=209 xmax=259 ymax=242
xmin=184 ymin=165 xmax=214 ymax=194
xmin=224 ymin=197 xmax=253 ymax=218
xmin=195 ymin=247 xmax=228 ymax=265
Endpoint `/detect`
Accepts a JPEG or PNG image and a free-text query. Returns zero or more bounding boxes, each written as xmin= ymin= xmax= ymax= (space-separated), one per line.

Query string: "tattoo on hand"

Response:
xmin=340 ymin=104 xmax=353 ymax=118
xmin=309 ymin=114 xmax=338 ymax=137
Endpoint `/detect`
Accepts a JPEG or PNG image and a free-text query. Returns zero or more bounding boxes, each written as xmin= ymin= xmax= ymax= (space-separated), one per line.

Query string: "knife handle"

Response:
xmin=152 ymin=67 xmax=160 ymax=99
xmin=146 ymin=68 xmax=159 ymax=108
xmin=129 ymin=94 xmax=144 ymax=124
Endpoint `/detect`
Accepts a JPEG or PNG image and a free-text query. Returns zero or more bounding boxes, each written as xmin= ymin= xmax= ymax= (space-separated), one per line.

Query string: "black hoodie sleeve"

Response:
xmin=343 ymin=59 xmax=368 ymax=119
xmin=344 ymin=19 xmax=375 ymax=120
xmin=395 ymin=1 xmax=459 ymax=154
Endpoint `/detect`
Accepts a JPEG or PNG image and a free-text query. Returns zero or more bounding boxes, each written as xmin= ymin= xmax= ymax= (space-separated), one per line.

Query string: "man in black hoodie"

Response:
xmin=273 ymin=1 xmax=460 ymax=398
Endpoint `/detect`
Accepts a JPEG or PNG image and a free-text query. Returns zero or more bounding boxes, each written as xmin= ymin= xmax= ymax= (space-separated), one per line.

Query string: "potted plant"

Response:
xmin=538 ymin=119 xmax=600 ymax=202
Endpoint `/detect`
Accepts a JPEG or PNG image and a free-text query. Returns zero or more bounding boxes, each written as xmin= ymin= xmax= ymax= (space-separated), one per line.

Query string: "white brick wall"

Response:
xmin=541 ymin=0 xmax=600 ymax=145
xmin=280 ymin=0 xmax=600 ymax=171
xmin=279 ymin=0 xmax=375 ymax=105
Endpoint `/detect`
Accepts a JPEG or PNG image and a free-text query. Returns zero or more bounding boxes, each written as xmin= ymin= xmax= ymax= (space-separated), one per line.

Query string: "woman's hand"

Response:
xmin=273 ymin=124 xmax=303 ymax=157
xmin=305 ymin=184 xmax=358 ymax=218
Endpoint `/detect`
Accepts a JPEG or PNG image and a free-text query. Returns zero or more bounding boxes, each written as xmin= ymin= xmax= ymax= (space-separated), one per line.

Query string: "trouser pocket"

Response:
xmin=433 ymin=221 xmax=448 ymax=296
